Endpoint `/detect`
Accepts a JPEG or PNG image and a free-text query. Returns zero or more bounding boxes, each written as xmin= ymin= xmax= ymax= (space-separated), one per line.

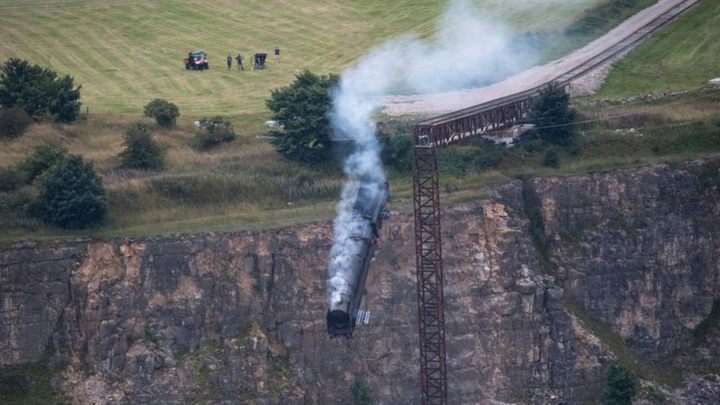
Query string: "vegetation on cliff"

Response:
xmin=604 ymin=364 xmax=637 ymax=405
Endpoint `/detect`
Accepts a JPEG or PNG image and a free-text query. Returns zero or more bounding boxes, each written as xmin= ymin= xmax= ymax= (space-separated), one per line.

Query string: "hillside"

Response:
xmin=0 ymin=0 xmax=599 ymax=116
xmin=597 ymin=0 xmax=720 ymax=97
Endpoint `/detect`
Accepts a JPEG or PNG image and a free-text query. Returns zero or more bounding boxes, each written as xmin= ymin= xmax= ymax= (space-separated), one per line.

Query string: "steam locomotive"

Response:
xmin=326 ymin=181 xmax=390 ymax=338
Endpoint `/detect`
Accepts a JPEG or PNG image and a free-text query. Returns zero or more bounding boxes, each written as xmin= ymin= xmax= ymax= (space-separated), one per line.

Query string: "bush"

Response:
xmin=193 ymin=116 xmax=236 ymax=150
xmin=604 ymin=364 xmax=637 ymax=405
xmin=351 ymin=379 xmax=373 ymax=405
xmin=143 ymin=98 xmax=180 ymax=127
xmin=380 ymin=133 xmax=412 ymax=173
xmin=30 ymin=154 xmax=107 ymax=229
xmin=542 ymin=148 xmax=560 ymax=168
xmin=0 ymin=107 xmax=32 ymax=138
xmin=438 ymin=144 xmax=505 ymax=176
xmin=16 ymin=144 xmax=68 ymax=184
xmin=266 ymin=70 xmax=339 ymax=164
xmin=118 ymin=123 xmax=165 ymax=170
xmin=0 ymin=167 xmax=21 ymax=192
xmin=0 ymin=58 xmax=81 ymax=122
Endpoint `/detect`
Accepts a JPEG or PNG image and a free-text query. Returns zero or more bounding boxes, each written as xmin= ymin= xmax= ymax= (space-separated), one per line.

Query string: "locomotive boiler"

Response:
xmin=326 ymin=181 xmax=390 ymax=338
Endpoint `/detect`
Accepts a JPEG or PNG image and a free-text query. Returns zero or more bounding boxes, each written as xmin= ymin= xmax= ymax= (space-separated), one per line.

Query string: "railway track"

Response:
xmin=382 ymin=0 xmax=699 ymax=129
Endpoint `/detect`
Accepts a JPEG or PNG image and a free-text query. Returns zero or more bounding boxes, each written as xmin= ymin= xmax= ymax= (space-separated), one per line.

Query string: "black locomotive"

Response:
xmin=326 ymin=181 xmax=390 ymax=338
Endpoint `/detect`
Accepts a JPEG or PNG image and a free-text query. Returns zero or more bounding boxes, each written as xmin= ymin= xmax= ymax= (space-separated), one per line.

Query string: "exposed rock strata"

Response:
xmin=1 ymin=162 xmax=719 ymax=404
xmin=532 ymin=163 xmax=720 ymax=360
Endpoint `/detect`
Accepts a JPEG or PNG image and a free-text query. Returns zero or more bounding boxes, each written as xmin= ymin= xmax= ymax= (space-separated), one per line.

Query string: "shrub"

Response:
xmin=16 ymin=144 xmax=68 ymax=184
xmin=193 ymin=116 xmax=236 ymax=150
xmin=30 ymin=154 xmax=107 ymax=229
xmin=143 ymin=98 xmax=180 ymax=127
xmin=0 ymin=107 xmax=32 ymax=138
xmin=118 ymin=123 xmax=165 ymax=170
xmin=0 ymin=167 xmax=21 ymax=192
xmin=380 ymin=133 xmax=412 ymax=173
xmin=542 ymin=148 xmax=560 ymax=168
xmin=438 ymin=144 xmax=505 ymax=176
xmin=0 ymin=58 xmax=81 ymax=122
xmin=266 ymin=70 xmax=339 ymax=164
xmin=471 ymin=143 xmax=505 ymax=171
xmin=351 ymin=379 xmax=373 ymax=405
xmin=604 ymin=364 xmax=637 ymax=405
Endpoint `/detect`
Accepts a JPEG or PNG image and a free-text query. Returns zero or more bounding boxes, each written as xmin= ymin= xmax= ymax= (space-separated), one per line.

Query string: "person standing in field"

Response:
xmin=274 ymin=46 xmax=280 ymax=63
xmin=236 ymin=53 xmax=244 ymax=71
xmin=226 ymin=54 xmax=232 ymax=70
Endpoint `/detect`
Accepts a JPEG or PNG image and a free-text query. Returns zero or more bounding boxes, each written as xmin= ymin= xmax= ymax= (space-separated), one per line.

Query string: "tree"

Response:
xmin=31 ymin=154 xmax=107 ymax=229
xmin=144 ymin=98 xmax=180 ymax=127
xmin=266 ymin=70 xmax=339 ymax=164
xmin=192 ymin=116 xmax=236 ymax=150
xmin=604 ymin=364 xmax=637 ymax=405
xmin=118 ymin=123 xmax=165 ymax=169
xmin=16 ymin=144 xmax=68 ymax=184
xmin=0 ymin=58 xmax=81 ymax=122
xmin=528 ymin=82 xmax=577 ymax=146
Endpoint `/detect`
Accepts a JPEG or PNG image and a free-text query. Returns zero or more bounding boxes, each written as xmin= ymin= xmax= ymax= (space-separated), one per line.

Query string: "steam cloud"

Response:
xmin=326 ymin=0 xmax=539 ymax=306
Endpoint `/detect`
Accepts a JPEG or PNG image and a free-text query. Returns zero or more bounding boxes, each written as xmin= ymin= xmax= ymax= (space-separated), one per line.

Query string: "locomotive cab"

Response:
xmin=327 ymin=309 xmax=353 ymax=337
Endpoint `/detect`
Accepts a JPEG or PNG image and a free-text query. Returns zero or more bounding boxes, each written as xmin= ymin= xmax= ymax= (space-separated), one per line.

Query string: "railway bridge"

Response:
xmin=406 ymin=0 xmax=700 ymax=403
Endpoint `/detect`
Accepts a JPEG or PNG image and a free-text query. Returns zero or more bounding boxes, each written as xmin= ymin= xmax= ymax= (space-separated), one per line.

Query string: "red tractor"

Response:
xmin=184 ymin=50 xmax=209 ymax=70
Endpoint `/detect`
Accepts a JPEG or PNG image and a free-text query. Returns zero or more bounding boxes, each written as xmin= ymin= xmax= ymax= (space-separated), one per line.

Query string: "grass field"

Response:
xmin=597 ymin=0 xmax=720 ymax=98
xmin=3 ymin=0 xmax=720 ymax=241
xmin=0 ymin=0 xmax=600 ymax=116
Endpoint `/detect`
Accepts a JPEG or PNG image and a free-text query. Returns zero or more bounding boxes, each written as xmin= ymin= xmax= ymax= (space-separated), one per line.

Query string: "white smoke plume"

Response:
xmin=326 ymin=0 xmax=540 ymax=306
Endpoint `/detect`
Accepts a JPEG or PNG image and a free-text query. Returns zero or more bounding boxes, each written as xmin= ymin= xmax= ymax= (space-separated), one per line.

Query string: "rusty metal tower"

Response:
xmin=411 ymin=97 xmax=532 ymax=404
xmin=413 ymin=125 xmax=447 ymax=404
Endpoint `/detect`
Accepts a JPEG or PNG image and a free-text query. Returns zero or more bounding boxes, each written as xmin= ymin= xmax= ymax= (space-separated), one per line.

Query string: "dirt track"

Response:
xmin=381 ymin=0 xmax=694 ymax=117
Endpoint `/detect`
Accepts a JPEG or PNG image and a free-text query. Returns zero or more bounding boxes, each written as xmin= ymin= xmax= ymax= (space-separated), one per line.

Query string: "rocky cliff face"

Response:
xmin=1 ymin=161 xmax=719 ymax=404
xmin=531 ymin=162 xmax=720 ymax=361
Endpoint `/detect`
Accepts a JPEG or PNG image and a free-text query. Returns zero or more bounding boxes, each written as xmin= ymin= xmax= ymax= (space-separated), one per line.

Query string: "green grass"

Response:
xmin=564 ymin=297 xmax=683 ymax=387
xmin=0 ymin=354 xmax=66 ymax=405
xmin=0 ymin=0 xmax=598 ymax=116
xmin=693 ymin=299 xmax=720 ymax=341
xmin=597 ymin=0 xmax=720 ymax=98
xmin=542 ymin=0 xmax=658 ymax=61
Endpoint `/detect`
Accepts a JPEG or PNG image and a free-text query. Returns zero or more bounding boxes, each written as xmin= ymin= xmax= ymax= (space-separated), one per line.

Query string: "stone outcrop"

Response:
xmin=532 ymin=162 xmax=720 ymax=360
xmin=1 ymin=161 xmax=719 ymax=404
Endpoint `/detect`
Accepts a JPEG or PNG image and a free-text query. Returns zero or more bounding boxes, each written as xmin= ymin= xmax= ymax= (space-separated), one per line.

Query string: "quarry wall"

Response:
xmin=1 ymin=161 xmax=719 ymax=404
